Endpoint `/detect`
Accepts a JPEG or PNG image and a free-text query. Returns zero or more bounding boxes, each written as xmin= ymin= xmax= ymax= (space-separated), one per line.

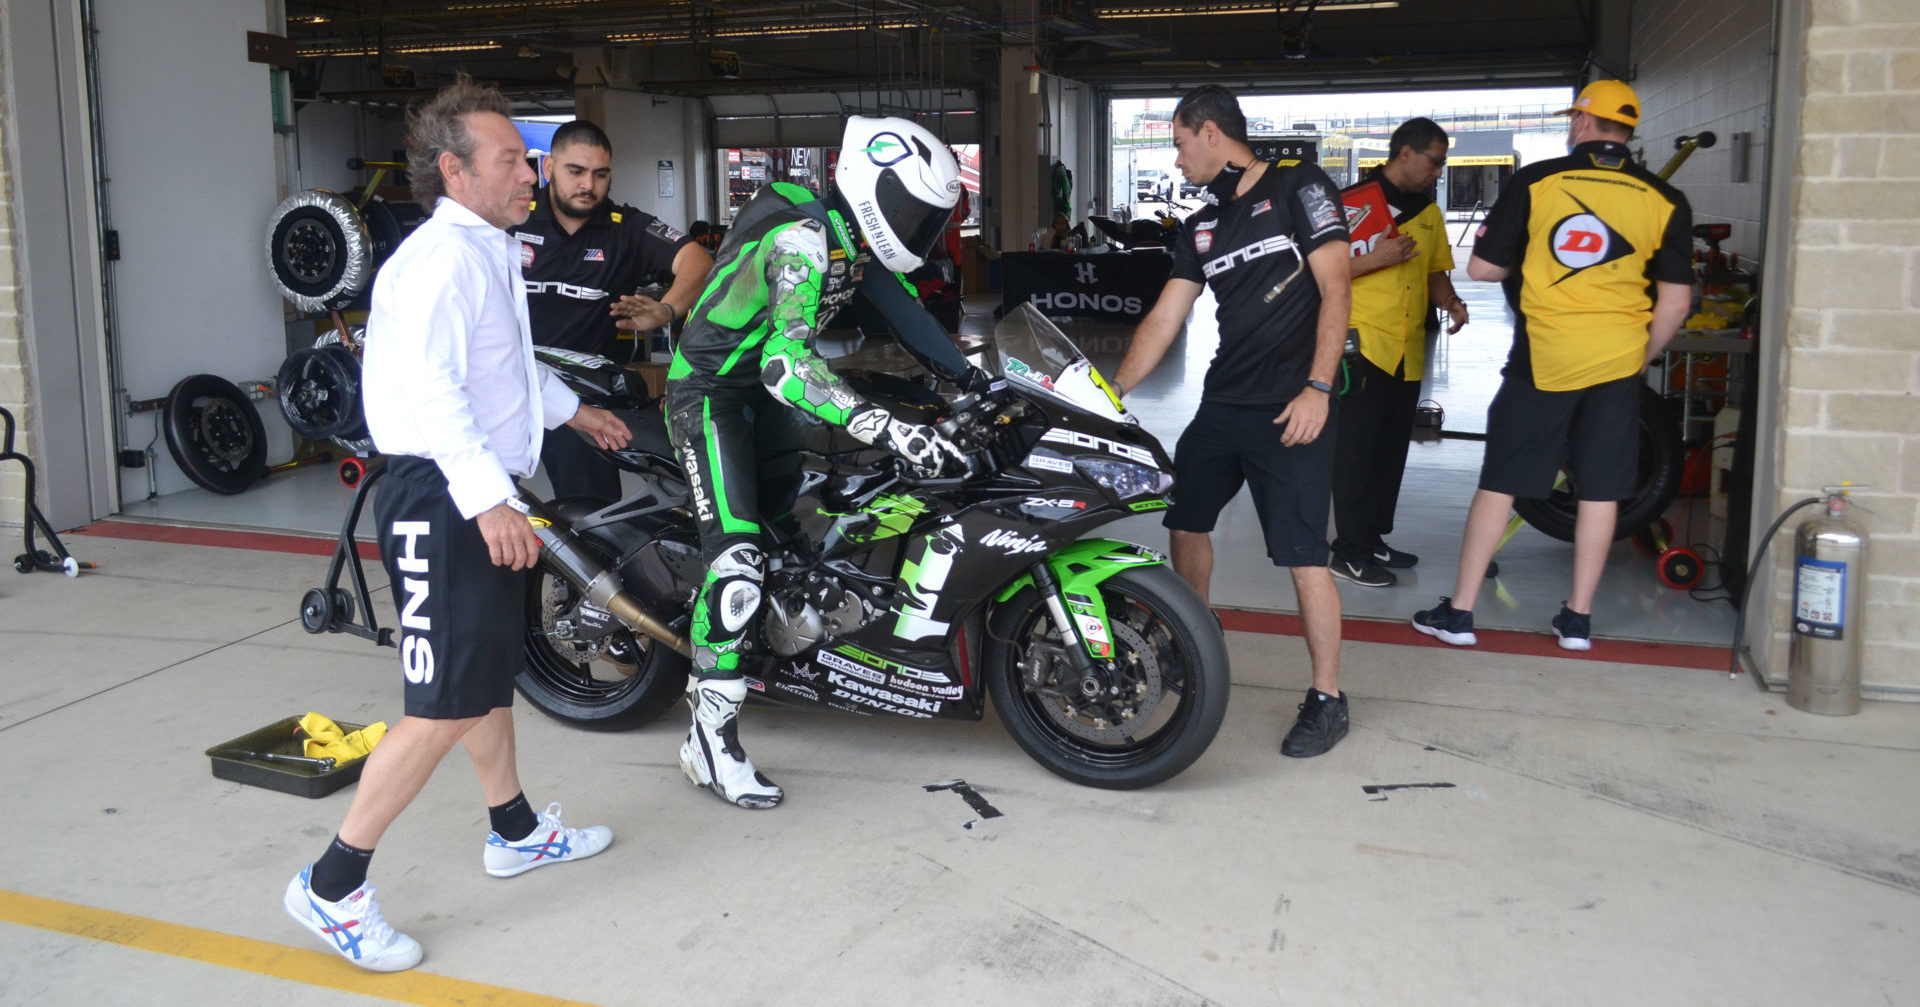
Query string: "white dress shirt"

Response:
xmin=363 ymin=197 xmax=580 ymax=519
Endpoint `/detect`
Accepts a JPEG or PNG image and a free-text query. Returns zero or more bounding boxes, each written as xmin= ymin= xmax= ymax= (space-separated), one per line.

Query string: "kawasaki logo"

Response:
xmin=828 ymin=670 xmax=941 ymax=715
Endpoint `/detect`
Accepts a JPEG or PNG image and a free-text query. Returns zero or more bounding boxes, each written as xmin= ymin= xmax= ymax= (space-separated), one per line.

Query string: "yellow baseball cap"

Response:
xmin=1558 ymin=79 xmax=1641 ymax=128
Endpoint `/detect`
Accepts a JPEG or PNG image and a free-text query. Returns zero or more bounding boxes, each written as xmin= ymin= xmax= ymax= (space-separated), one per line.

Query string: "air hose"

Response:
xmin=1729 ymin=495 xmax=1823 ymax=678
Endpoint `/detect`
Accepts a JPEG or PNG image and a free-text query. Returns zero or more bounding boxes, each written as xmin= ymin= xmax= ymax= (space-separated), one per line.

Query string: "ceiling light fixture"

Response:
xmin=295 ymin=40 xmax=503 ymax=58
xmin=1098 ymin=1 xmax=1398 ymax=17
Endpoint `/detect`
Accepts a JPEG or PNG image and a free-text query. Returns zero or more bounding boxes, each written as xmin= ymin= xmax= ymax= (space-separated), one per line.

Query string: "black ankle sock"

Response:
xmin=490 ymin=793 xmax=538 ymax=841
xmin=309 ymin=835 xmax=373 ymax=902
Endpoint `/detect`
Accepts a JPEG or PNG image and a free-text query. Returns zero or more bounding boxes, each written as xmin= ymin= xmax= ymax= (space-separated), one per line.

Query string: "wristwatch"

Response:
xmin=1305 ymin=379 xmax=1335 ymax=394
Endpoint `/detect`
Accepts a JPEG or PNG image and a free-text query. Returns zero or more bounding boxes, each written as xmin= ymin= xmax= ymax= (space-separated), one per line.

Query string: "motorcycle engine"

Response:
xmin=764 ymin=570 xmax=875 ymax=656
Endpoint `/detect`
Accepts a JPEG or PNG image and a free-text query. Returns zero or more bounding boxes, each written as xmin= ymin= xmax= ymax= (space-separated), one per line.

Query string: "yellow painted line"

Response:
xmin=0 ymin=888 xmax=598 ymax=1007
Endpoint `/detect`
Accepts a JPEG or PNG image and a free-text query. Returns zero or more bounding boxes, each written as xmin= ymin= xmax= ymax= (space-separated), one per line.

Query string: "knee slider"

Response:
xmin=707 ymin=542 xmax=765 ymax=635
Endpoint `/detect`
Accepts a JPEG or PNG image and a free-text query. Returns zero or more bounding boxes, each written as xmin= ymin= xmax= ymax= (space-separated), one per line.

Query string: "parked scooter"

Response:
xmin=517 ymin=304 xmax=1231 ymax=789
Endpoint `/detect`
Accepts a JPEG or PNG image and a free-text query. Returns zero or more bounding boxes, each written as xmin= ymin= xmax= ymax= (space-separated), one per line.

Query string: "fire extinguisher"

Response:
xmin=1787 ymin=484 xmax=1870 ymax=715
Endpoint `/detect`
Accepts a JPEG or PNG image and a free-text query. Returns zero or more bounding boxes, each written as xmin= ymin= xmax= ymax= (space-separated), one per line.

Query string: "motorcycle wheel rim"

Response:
xmin=1007 ymin=584 xmax=1195 ymax=769
xmin=523 ymin=565 xmax=650 ymax=706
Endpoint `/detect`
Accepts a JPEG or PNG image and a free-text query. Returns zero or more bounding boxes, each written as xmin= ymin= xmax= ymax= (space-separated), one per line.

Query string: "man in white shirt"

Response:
xmin=282 ymin=77 xmax=632 ymax=973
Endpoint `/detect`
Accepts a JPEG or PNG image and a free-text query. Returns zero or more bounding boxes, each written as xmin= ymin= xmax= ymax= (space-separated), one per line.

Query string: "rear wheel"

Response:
xmin=986 ymin=565 xmax=1230 ymax=789
xmin=1513 ymin=385 xmax=1683 ymax=543
xmin=516 ymin=537 xmax=689 ymax=731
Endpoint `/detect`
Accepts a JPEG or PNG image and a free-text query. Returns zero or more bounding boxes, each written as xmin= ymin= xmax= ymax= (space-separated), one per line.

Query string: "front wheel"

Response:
xmin=516 ymin=540 xmax=690 ymax=731
xmin=986 ymin=565 xmax=1230 ymax=789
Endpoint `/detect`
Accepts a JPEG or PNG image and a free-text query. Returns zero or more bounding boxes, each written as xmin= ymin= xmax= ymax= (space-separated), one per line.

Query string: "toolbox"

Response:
xmin=206 ymin=716 xmax=370 ymax=798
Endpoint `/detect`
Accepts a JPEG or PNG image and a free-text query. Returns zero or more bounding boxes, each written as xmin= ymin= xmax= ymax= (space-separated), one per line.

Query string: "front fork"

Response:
xmin=1001 ymin=539 xmax=1165 ymax=700
xmin=1029 ymin=561 xmax=1116 ymax=703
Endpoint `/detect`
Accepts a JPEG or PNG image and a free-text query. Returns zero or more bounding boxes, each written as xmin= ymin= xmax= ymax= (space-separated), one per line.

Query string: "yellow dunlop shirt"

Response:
xmin=1349 ymin=198 xmax=1452 ymax=381
xmin=1472 ymin=140 xmax=1693 ymax=392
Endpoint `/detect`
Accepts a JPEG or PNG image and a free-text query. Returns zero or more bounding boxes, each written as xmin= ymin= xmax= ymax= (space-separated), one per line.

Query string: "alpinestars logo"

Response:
xmin=1548 ymin=194 xmax=1636 ymax=283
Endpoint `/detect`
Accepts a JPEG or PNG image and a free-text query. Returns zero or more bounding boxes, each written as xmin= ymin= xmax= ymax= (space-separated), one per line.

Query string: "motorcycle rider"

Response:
xmin=668 ymin=115 xmax=982 ymax=808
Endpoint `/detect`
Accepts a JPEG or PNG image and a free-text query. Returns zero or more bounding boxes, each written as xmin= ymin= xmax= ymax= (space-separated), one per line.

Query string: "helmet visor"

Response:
xmin=876 ymin=169 xmax=952 ymax=263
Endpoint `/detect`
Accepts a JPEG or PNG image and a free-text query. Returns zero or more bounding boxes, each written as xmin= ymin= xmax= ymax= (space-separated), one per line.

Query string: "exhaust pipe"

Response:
xmin=511 ymin=495 xmax=693 ymax=657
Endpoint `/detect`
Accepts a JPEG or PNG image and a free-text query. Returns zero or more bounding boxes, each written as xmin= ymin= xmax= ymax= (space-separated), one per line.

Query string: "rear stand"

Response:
xmin=1 ymin=407 xmax=91 ymax=576
xmin=297 ymin=461 xmax=394 ymax=647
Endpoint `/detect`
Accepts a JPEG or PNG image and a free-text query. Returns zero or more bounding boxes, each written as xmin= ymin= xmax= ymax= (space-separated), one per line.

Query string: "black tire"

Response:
xmin=516 ymin=533 xmax=690 ymax=731
xmin=264 ymin=190 xmax=372 ymax=313
xmin=162 ymin=374 xmax=268 ymax=495
xmin=986 ymin=565 xmax=1230 ymax=789
xmin=1513 ymin=385 xmax=1683 ymax=543
xmin=276 ymin=344 xmax=364 ymax=441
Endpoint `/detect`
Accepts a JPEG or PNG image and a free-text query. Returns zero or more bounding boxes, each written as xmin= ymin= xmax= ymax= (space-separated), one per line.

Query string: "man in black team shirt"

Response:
xmin=1112 ymin=85 xmax=1355 ymax=758
xmin=512 ymin=119 xmax=714 ymax=501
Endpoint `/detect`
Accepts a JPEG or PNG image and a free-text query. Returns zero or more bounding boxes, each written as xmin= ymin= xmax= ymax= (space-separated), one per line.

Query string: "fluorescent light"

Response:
xmin=295 ymin=40 xmax=502 ymax=58
xmin=1100 ymin=1 xmax=1398 ymax=17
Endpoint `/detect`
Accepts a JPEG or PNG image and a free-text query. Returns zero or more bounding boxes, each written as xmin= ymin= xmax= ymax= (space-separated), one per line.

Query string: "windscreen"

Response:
xmin=990 ymin=303 xmax=1132 ymax=425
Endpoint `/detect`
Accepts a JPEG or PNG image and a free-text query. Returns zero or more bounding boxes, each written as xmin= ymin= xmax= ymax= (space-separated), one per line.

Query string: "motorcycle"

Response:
xmin=516 ymin=304 xmax=1230 ymax=789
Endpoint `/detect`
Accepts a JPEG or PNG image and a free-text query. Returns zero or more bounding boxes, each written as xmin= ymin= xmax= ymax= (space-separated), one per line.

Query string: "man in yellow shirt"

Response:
xmin=1329 ymin=118 xmax=1468 ymax=588
xmin=1414 ymin=80 xmax=1693 ymax=650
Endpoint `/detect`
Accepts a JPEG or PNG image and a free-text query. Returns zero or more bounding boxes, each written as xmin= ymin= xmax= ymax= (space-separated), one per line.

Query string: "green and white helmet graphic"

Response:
xmin=834 ymin=115 xmax=962 ymax=273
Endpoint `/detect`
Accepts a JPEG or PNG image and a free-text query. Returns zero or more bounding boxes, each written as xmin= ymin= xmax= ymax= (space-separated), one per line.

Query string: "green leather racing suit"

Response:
xmin=665 ymin=181 xmax=971 ymax=681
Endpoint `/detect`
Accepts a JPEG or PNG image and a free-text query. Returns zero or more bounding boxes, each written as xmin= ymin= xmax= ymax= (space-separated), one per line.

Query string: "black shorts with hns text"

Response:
xmin=1480 ymin=371 xmax=1641 ymax=501
xmin=1163 ymin=399 xmax=1336 ymax=568
xmin=374 ymin=457 xmax=527 ymax=719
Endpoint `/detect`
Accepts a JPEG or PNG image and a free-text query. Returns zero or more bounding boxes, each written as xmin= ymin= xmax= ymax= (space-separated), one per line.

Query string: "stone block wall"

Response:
xmin=0 ymin=19 xmax=33 ymax=529
xmin=1775 ymin=0 xmax=1920 ymax=692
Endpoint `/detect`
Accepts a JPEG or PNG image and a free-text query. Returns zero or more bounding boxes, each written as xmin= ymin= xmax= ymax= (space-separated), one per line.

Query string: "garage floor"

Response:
xmin=120 ymin=268 xmax=1739 ymax=649
xmin=2 ymin=532 xmax=1915 ymax=1006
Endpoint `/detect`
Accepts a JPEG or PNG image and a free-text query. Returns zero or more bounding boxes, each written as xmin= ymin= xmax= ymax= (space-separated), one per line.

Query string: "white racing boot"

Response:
xmin=679 ymin=678 xmax=783 ymax=809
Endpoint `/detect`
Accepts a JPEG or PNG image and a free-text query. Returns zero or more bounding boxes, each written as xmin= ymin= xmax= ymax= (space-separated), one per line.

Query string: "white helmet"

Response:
xmin=834 ymin=115 xmax=962 ymax=273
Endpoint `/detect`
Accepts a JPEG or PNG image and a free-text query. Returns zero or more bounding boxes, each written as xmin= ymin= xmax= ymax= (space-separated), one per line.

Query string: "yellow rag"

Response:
xmin=298 ymin=712 xmax=387 ymax=762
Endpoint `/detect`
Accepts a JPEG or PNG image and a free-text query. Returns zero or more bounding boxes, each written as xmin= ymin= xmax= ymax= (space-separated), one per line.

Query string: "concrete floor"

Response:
xmin=2 ymin=533 xmax=1916 ymax=1006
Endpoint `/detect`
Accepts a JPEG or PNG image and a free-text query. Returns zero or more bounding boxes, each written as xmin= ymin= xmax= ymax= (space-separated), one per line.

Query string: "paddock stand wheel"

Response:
xmin=1657 ymin=547 xmax=1705 ymax=590
xmin=299 ymin=588 xmax=334 ymax=633
xmin=339 ymin=457 xmax=369 ymax=487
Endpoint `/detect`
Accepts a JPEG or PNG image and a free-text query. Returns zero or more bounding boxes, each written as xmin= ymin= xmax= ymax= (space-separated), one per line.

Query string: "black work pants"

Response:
xmin=1330 ymin=353 xmax=1421 ymax=561
xmin=539 ymin=425 xmax=622 ymax=503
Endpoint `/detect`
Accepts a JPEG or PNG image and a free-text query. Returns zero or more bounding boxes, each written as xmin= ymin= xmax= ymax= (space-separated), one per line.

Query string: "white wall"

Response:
xmin=293 ymin=101 xmax=406 ymax=196
xmin=581 ymin=88 xmax=710 ymax=230
xmin=1630 ymin=0 xmax=1774 ymax=263
xmin=94 ymin=0 xmax=292 ymax=496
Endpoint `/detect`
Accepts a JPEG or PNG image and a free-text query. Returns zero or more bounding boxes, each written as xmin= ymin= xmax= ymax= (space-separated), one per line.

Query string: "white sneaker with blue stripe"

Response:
xmin=483 ymin=801 xmax=612 ymax=878
xmin=283 ymin=866 xmax=422 ymax=972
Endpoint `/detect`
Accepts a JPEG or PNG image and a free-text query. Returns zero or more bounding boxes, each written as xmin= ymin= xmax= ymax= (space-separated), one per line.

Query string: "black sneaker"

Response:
xmin=1412 ymin=597 xmax=1478 ymax=646
xmin=1552 ymin=604 xmax=1592 ymax=651
xmin=1330 ymin=555 xmax=1397 ymax=587
xmin=1281 ymin=689 xmax=1349 ymax=758
xmin=1370 ymin=541 xmax=1419 ymax=569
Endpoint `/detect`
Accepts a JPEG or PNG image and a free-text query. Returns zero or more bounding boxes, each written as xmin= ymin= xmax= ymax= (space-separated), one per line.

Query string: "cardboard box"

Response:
xmin=626 ymin=361 xmax=670 ymax=400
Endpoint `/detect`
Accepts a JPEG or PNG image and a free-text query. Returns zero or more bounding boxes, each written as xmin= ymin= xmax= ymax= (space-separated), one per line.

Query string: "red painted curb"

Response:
xmin=70 ymin=519 xmax=1732 ymax=671
xmin=1216 ymin=607 xmax=1734 ymax=672
xmin=72 ymin=520 xmax=380 ymax=561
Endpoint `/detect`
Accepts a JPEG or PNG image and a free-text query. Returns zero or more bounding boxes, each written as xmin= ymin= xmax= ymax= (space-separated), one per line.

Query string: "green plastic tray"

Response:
xmin=206 ymin=716 xmax=370 ymax=799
